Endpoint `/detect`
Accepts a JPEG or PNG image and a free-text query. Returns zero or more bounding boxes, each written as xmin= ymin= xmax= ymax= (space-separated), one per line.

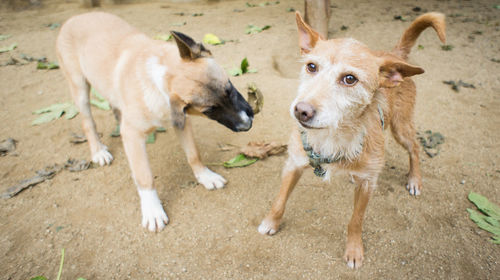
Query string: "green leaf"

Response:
xmin=37 ymin=61 xmax=59 ymax=69
xmin=468 ymin=191 xmax=500 ymax=220
xmin=441 ymin=44 xmax=454 ymax=51
xmin=111 ymin=124 xmax=121 ymax=137
xmin=154 ymin=34 xmax=172 ymax=41
xmin=32 ymin=103 xmax=79 ymax=125
xmin=241 ymin=57 xmax=249 ymax=73
xmin=90 ymin=88 xmax=111 ymax=110
xmin=0 ymin=34 xmax=11 ymax=41
xmin=223 ymin=154 xmax=258 ymax=168
xmin=156 ymin=127 xmax=167 ymax=132
xmin=0 ymin=43 xmax=17 ymax=53
xmin=467 ymin=209 xmax=500 ymax=236
xmin=228 ymin=68 xmax=243 ymax=76
xmin=90 ymin=99 xmax=111 ymax=110
xmin=30 ymin=277 xmax=48 ymax=280
xmin=64 ymin=105 xmax=79 ymax=119
xmin=146 ymin=132 xmax=156 ymax=144
xmin=46 ymin=23 xmax=61 ymax=30
xmin=261 ymin=25 xmax=271 ymax=31
xmin=77 ymin=278 xmax=87 ymax=280
xmin=203 ymin=33 xmax=223 ymax=45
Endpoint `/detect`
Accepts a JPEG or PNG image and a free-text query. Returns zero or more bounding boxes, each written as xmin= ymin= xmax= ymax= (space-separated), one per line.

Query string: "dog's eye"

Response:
xmin=306 ymin=63 xmax=318 ymax=73
xmin=342 ymin=74 xmax=358 ymax=86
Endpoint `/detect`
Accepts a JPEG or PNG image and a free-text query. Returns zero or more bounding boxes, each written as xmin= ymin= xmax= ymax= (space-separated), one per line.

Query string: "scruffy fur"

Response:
xmin=56 ymin=12 xmax=253 ymax=232
xmin=259 ymin=12 xmax=446 ymax=269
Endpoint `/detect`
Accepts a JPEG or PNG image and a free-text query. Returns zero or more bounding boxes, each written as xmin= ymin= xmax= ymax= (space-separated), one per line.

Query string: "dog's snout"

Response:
xmin=294 ymin=102 xmax=315 ymax=123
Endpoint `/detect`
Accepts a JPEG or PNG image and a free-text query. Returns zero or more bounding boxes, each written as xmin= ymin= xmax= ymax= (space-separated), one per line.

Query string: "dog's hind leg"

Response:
xmin=62 ymin=65 xmax=113 ymax=166
xmin=390 ymin=106 xmax=422 ymax=196
xmin=176 ymin=117 xmax=227 ymax=190
xmin=258 ymin=128 xmax=308 ymax=235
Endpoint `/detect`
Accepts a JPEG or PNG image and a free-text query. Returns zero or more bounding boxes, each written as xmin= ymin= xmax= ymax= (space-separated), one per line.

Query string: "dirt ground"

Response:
xmin=1 ymin=0 xmax=499 ymax=279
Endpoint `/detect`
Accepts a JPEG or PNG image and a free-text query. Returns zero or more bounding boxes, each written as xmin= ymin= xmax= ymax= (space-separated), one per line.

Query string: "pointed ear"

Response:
xmin=169 ymin=95 xmax=187 ymax=130
xmin=378 ymin=55 xmax=425 ymax=88
xmin=170 ymin=31 xmax=212 ymax=60
xmin=295 ymin=11 xmax=323 ymax=54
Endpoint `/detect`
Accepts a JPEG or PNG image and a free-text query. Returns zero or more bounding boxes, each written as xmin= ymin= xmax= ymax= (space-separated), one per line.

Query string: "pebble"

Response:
xmin=460 ymin=180 xmax=466 ymax=184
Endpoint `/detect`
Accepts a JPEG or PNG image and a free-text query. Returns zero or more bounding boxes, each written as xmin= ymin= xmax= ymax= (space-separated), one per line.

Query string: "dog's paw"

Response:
xmin=258 ymin=218 xmax=279 ymax=235
xmin=92 ymin=147 xmax=113 ymax=166
xmin=138 ymin=188 xmax=169 ymax=232
xmin=344 ymin=242 xmax=364 ymax=269
xmin=195 ymin=168 xmax=227 ymax=190
xmin=406 ymin=176 xmax=421 ymax=196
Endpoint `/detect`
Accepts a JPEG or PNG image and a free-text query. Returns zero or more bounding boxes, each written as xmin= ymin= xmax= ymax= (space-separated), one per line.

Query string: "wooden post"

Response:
xmin=304 ymin=0 xmax=331 ymax=39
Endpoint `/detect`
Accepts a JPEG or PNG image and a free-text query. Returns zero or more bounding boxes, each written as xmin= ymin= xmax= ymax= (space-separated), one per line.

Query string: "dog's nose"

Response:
xmin=294 ymin=102 xmax=315 ymax=123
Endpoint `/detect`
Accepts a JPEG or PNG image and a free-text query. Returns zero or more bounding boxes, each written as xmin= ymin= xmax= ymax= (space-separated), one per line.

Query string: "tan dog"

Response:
xmin=259 ymin=12 xmax=445 ymax=268
xmin=56 ymin=12 xmax=253 ymax=232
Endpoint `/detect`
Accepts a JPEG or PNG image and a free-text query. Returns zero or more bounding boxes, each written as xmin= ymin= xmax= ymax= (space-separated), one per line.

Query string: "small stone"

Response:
xmin=460 ymin=180 xmax=465 ymax=184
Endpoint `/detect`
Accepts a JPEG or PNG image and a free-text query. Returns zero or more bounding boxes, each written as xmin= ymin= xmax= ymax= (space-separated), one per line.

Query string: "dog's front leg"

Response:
xmin=258 ymin=128 xmax=308 ymax=235
xmin=121 ymin=122 xmax=169 ymax=232
xmin=344 ymin=178 xmax=375 ymax=269
xmin=176 ymin=117 xmax=227 ymax=190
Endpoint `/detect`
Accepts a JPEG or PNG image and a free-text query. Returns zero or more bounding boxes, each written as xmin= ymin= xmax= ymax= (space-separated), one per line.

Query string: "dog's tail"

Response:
xmin=393 ymin=12 xmax=446 ymax=60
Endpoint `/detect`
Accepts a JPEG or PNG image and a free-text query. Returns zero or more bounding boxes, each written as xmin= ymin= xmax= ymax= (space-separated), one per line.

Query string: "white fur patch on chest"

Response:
xmin=306 ymin=127 xmax=366 ymax=163
xmin=141 ymin=56 xmax=171 ymax=120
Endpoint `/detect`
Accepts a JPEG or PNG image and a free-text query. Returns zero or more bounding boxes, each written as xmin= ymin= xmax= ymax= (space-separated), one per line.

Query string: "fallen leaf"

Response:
xmin=90 ymin=88 xmax=111 ymax=110
xmin=229 ymin=57 xmax=257 ymax=76
xmin=240 ymin=141 xmax=287 ymax=159
xmin=417 ymin=130 xmax=444 ymax=157
xmin=171 ymin=22 xmax=186 ymax=27
xmin=154 ymin=34 xmax=172 ymax=41
xmin=69 ymin=133 xmax=87 ymax=144
xmin=0 ymin=43 xmax=17 ymax=53
xmin=0 ymin=34 xmax=12 ymax=41
xmin=441 ymin=44 xmax=454 ymax=51
xmin=203 ymin=33 xmax=223 ymax=45
xmin=393 ymin=15 xmax=407 ymax=21
xmin=223 ymin=154 xmax=258 ymax=168
xmin=468 ymin=191 xmax=500 ymax=244
xmin=110 ymin=125 xmax=121 ymax=137
xmin=0 ymin=138 xmax=17 ymax=156
xmin=46 ymin=23 xmax=61 ymax=29
xmin=146 ymin=132 xmax=156 ymax=144
xmin=245 ymin=24 xmax=271 ymax=34
xmin=247 ymin=83 xmax=264 ymax=114
xmin=1 ymin=158 xmax=94 ymax=199
xmin=32 ymin=103 xmax=79 ymax=125
xmin=36 ymin=61 xmax=59 ymax=69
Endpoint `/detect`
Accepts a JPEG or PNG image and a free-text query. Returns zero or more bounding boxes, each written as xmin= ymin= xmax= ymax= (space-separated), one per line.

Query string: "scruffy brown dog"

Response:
xmin=259 ymin=12 xmax=446 ymax=269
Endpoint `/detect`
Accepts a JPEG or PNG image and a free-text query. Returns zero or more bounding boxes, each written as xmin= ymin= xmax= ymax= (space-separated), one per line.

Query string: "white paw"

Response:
xmin=92 ymin=147 xmax=113 ymax=166
xmin=195 ymin=168 xmax=227 ymax=190
xmin=138 ymin=188 xmax=169 ymax=232
xmin=258 ymin=218 xmax=278 ymax=235
xmin=406 ymin=177 xmax=421 ymax=196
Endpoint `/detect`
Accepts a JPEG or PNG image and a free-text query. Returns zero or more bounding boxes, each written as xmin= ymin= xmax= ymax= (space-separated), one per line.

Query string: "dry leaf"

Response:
xmin=240 ymin=141 xmax=287 ymax=159
xmin=247 ymin=83 xmax=264 ymax=114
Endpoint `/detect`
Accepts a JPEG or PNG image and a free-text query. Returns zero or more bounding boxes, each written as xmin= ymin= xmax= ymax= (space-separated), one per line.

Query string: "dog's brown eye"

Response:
xmin=342 ymin=74 xmax=358 ymax=85
xmin=306 ymin=63 xmax=317 ymax=73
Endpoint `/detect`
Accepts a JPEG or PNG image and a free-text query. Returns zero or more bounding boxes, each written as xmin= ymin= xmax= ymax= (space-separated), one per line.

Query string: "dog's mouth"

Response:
xmin=297 ymin=120 xmax=325 ymax=130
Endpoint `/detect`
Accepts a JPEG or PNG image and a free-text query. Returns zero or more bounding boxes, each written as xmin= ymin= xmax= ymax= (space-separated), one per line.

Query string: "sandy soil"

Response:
xmin=1 ymin=0 xmax=499 ymax=279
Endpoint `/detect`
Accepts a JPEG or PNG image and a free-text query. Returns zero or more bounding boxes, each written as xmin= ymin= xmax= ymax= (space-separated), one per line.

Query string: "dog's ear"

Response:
xmin=295 ymin=11 xmax=323 ymax=54
xmin=378 ymin=55 xmax=424 ymax=88
xmin=169 ymin=95 xmax=187 ymax=130
xmin=170 ymin=31 xmax=212 ymax=60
